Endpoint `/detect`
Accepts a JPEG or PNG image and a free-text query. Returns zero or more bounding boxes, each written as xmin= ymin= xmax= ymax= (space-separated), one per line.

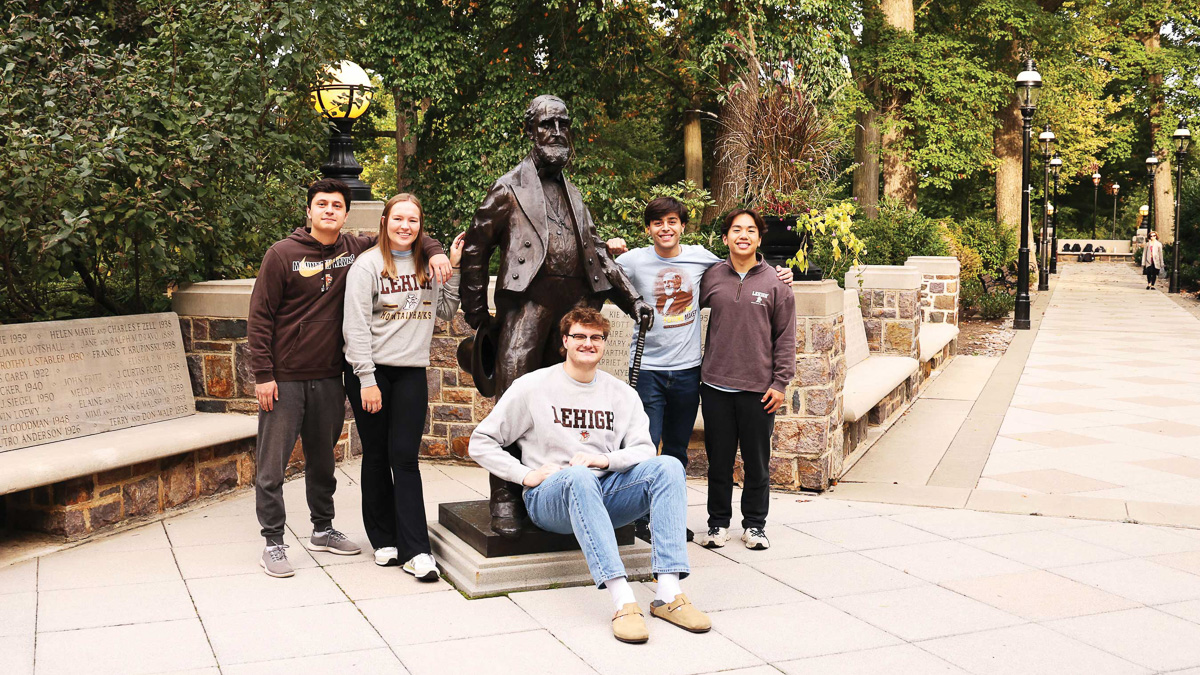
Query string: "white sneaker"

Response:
xmin=374 ymin=547 xmax=399 ymax=567
xmin=700 ymin=527 xmax=730 ymax=549
xmin=742 ymin=527 xmax=770 ymax=550
xmin=403 ymin=553 xmax=439 ymax=581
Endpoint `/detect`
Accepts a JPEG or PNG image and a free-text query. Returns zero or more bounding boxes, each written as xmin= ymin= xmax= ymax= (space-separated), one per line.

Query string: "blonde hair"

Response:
xmin=375 ymin=193 xmax=429 ymax=286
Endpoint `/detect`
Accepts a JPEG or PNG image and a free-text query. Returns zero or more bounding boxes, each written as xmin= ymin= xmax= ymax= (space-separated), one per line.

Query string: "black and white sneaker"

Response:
xmin=742 ymin=528 xmax=770 ymax=550
xmin=403 ymin=553 xmax=440 ymax=581
xmin=700 ymin=527 xmax=729 ymax=549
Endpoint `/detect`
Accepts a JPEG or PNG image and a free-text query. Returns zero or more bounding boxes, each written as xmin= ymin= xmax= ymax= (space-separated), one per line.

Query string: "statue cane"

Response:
xmin=457 ymin=95 xmax=652 ymax=538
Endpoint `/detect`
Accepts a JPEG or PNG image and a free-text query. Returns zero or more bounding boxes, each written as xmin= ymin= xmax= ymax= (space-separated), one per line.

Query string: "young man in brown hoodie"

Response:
xmin=696 ymin=208 xmax=796 ymax=552
xmin=247 ymin=178 xmax=450 ymax=577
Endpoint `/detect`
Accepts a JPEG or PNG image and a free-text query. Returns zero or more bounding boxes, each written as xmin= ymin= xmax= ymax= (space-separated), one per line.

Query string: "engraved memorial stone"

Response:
xmin=0 ymin=313 xmax=195 ymax=452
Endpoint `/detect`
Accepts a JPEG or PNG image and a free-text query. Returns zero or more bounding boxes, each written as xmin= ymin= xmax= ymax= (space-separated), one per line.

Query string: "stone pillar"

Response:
xmin=844 ymin=266 xmax=921 ymax=359
xmin=770 ymin=280 xmax=846 ymax=491
xmin=905 ymin=256 xmax=960 ymax=326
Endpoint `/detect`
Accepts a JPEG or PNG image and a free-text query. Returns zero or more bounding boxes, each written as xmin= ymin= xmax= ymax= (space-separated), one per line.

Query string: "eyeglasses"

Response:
xmin=567 ymin=333 xmax=607 ymax=344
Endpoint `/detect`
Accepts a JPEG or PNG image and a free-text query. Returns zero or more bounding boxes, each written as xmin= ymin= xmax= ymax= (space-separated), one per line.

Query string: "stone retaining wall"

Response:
xmin=4 ymin=439 xmax=255 ymax=538
xmin=845 ymin=266 xmax=921 ymax=361
xmin=905 ymin=256 xmax=961 ymax=326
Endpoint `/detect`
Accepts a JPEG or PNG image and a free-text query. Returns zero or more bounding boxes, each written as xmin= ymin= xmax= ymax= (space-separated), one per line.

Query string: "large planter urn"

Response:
xmin=762 ymin=216 xmax=822 ymax=281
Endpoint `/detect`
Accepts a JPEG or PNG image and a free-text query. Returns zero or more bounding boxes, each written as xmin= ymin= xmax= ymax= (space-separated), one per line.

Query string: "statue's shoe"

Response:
xmin=490 ymin=486 xmax=526 ymax=539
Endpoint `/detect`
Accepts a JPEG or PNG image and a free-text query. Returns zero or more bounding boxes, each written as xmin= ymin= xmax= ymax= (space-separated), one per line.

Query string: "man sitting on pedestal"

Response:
xmin=468 ymin=306 xmax=711 ymax=644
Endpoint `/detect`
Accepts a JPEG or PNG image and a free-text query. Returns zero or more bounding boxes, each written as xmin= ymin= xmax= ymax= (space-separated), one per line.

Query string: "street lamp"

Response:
xmin=311 ymin=60 xmax=376 ymax=201
xmin=1014 ymin=60 xmax=1042 ymax=330
xmin=1111 ymin=182 xmax=1120 ymax=239
xmin=1170 ymin=123 xmax=1191 ymax=293
xmin=1038 ymin=124 xmax=1056 ymax=290
xmin=1050 ymin=153 xmax=1062 ymax=273
xmin=1092 ymin=169 xmax=1101 ymax=240
xmin=1145 ymin=154 xmax=1160 ymax=237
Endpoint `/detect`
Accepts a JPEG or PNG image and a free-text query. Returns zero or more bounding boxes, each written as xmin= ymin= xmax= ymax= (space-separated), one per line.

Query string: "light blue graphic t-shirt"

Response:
xmin=615 ymin=245 xmax=721 ymax=371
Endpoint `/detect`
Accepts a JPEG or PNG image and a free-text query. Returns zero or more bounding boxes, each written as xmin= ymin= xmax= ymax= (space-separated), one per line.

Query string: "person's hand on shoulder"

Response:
xmin=449 ymin=232 xmax=466 ymax=269
xmin=774 ymin=265 xmax=794 ymax=284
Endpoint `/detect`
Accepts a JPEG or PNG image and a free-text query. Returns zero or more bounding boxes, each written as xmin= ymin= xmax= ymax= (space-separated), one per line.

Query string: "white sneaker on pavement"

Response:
xmin=375 ymin=547 xmax=399 ymax=567
xmin=742 ymin=527 xmax=770 ymax=550
xmin=700 ymin=527 xmax=730 ymax=549
xmin=403 ymin=553 xmax=439 ymax=581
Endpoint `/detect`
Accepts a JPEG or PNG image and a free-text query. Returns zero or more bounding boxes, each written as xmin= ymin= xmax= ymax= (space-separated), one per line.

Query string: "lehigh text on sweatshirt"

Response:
xmin=467 ymin=364 xmax=656 ymax=487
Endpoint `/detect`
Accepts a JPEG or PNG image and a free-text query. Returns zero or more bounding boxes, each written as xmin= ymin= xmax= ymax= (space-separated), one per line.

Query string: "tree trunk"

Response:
xmin=707 ymin=18 xmax=758 ymax=223
xmin=851 ymin=6 xmax=881 ymax=219
xmin=994 ymin=39 xmax=1024 ymax=250
xmin=879 ymin=0 xmax=917 ymax=209
xmin=683 ymin=108 xmax=703 ymax=189
xmin=854 ymin=107 xmax=881 ymax=219
xmin=1143 ymin=27 xmax=1176 ymax=242
xmin=393 ymin=88 xmax=418 ymax=192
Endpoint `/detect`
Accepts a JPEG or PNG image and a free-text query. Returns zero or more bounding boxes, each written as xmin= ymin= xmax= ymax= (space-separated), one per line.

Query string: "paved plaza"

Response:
xmin=5 ymin=262 xmax=1200 ymax=674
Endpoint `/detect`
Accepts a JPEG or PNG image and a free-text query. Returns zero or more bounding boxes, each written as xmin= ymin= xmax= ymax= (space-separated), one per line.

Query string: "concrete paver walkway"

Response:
xmin=981 ymin=265 xmax=1200 ymax=506
xmin=7 ymin=459 xmax=1200 ymax=674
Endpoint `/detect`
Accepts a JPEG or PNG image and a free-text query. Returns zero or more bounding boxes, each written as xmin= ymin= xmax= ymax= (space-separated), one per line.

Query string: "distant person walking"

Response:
xmin=247 ymin=178 xmax=450 ymax=578
xmin=1144 ymin=231 xmax=1165 ymax=290
xmin=343 ymin=194 xmax=465 ymax=579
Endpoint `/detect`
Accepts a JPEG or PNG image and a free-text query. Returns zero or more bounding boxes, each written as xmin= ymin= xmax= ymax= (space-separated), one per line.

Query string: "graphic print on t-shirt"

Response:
xmin=653 ymin=267 xmax=697 ymax=328
xmin=378 ymin=272 xmax=433 ymax=321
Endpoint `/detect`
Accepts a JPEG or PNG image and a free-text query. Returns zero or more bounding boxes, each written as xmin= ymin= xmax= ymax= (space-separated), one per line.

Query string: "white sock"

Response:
xmin=655 ymin=573 xmax=682 ymax=603
xmin=606 ymin=576 xmax=636 ymax=610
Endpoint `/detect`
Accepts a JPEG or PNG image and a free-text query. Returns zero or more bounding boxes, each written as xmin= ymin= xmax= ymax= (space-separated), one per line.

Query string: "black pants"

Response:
xmin=255 ymin=376 xmax=344 ymax=544
xmin=699 ymin=384 xmax=774 ymax=530
xmin=345 ymin=363 xmax=430 ymax=562
xmin=1146 ymin=266 xmax=1159 ymax=285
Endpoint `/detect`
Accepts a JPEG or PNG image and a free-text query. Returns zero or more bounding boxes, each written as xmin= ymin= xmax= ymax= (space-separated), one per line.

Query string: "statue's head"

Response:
xmin=524 ymin=95 xmax=572 ymax=169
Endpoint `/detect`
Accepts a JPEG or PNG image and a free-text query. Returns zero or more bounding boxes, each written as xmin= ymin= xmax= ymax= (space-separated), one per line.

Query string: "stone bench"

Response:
xmin=841 ymin=287 xmax=919 ymax=426
xmin=1 ymin=313 xmax=258 ymax=538
xmin=905 ymin=256 xmax=961 ymax=376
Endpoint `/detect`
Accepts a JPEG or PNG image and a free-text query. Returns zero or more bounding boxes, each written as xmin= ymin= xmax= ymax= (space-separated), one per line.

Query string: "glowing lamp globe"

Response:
xmin=312 ymin=61 xmax=374 ymax=120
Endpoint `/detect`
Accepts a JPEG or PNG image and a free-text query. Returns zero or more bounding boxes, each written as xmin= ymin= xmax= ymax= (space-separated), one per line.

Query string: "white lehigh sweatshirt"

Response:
xmin=468 ymin=364 xmax=656 ymax=487
xmin=342 ymin=248 xmax=460 ymax=388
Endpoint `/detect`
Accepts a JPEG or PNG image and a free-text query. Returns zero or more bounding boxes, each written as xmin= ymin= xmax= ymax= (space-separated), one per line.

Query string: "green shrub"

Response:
xmin=977 ymin=286 xmax=1015 ymax=320
xmin=855 ymin=199 xmax=950 ymax=266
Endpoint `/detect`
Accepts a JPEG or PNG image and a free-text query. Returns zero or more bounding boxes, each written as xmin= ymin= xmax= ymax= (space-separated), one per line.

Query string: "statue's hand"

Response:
xmin=634 ymin=300 xmax=654 ymax=331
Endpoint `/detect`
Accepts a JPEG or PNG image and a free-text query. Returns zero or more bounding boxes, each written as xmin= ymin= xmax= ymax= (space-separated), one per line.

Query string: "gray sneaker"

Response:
xmin=260 ymin=544 xmax=295 ymax=578
xmin=305 ymin=528 xmax=361 ymax=555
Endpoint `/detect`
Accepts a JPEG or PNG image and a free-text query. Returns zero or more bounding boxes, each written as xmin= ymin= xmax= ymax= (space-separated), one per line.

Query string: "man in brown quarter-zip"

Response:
xmin=246 ymin=178 xmax=449 ymax=578
xmin=696 ymin=208 xmax=796 ymax=553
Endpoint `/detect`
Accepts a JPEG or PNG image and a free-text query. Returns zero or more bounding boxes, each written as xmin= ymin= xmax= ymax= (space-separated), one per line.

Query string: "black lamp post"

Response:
xmin=1110 ymin=182 xmax=1120 ymax=239
xmin=1145 ymin=154 xmax=1160 ymax=239
xmin=1050 ymin=153 xmax=1062 ymax=273
xmin=1092 ymin=170 xmax=1101 ymax=240
xmin=1014 ymin=60 xmax=1042 ymax=330
xmin=1170 ymin=124 xmax=1190 ymax=293
xmin=1037 ymin=124 xmax=1056 ymax=291
xmin=312 ymin=60 xmax=376 ymax=201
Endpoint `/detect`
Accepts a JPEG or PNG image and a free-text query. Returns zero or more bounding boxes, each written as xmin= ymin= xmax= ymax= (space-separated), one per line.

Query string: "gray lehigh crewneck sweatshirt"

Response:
xmin=342 ymin=247 xmax=460 ymax=388
xmin=468 ymin=364 xmax=656 ymax=487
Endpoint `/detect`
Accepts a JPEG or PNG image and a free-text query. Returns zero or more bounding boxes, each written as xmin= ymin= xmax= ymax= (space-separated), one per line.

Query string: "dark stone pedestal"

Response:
xmin=439 ymin=500 xmax=635 ymax=558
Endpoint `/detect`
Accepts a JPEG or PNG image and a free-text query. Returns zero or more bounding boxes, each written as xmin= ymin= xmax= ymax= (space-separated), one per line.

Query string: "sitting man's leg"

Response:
xmin=524 ymin=465 xmax=648 ymax=643
xmin=601 ymin=455 xmax=710 ymax=633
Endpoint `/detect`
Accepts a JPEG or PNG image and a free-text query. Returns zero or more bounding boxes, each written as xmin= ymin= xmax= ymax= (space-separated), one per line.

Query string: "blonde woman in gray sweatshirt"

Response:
xmin=343 ymin=193 xmax=464 ymax=579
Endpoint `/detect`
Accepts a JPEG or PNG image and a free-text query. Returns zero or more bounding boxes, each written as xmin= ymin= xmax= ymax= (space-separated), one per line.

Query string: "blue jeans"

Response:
xmin=523 ymin=456 xmax=690 ymax=588
xmin=631 ymin=366 xmax=701 ymax=468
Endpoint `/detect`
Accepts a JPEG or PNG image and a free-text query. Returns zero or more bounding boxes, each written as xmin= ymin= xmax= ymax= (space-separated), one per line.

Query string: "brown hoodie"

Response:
xmin=247 ymin=227 xmax=445 ymax=383
xmin=699 ymin=257 xmax=796 ymax=393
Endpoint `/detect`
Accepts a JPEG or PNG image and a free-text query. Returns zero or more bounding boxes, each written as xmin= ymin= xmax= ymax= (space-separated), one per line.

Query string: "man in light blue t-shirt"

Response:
xmin=607 ymin=197 xmax=791 ymax=542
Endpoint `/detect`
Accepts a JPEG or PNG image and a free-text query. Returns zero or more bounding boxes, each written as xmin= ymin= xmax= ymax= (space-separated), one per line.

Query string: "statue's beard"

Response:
xmin=533 ymin=142 xmax=571 ymax=169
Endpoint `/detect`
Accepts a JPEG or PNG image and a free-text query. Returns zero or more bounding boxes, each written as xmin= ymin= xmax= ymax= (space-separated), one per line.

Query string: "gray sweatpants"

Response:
xmin=255 ymin=376 xmax=345 ymax=543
